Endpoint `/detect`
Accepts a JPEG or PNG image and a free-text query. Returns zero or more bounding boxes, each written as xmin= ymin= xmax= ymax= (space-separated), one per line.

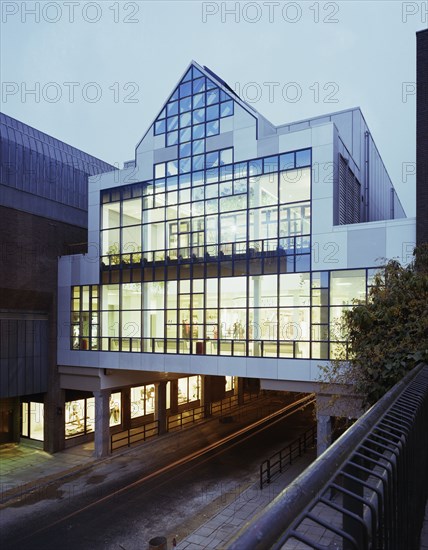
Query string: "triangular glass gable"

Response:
xmin=182 ymin=67 xmax=192 ymax=82
xmin=192 ymin=66 xmax=204 ymax=79
xmin=153 ymin=63 xmax=235 ymax=150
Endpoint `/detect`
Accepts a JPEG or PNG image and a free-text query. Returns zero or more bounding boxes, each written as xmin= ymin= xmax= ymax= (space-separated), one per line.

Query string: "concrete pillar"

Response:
xmin=45 ymin=299 xmax=65 ymax=453
xmin=154 ymin=381 xmax=167 ymax=434
xmin=169 ymin=380 xmax=179 ymax=415
xmin=44 ymin=388 xmax=65 ymax=453
xmin=93 ymin=390 xmax=111 ymax=458
xmin=317 ymin=413 xmax=332 ymax=456
xmin=235 ymin=377 xmax=245 ymax=406
xmin=122 ymin=388 xmax=131 ymax=431
xmin=201 ymin=375 xmax=212 ymax=417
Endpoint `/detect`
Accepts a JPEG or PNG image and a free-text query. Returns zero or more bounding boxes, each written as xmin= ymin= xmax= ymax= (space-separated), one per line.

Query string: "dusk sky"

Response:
xmin=1 ymin=1 xmax=425 ymax=216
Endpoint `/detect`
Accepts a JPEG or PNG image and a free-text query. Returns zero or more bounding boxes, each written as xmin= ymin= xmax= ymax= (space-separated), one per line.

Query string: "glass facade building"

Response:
xmin=57 ymin=61 xmax=415 ymax=454
xmin=67 ymin=64 xmax=398 ymax=363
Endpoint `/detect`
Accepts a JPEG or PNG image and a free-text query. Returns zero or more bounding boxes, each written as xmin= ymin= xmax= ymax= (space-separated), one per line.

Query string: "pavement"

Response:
xmin=0 ymin=441 xmax=96 ymax=502
xmin=1 ymin=401 xmax=427 ymax=550
xmin=0 ymin=395 xmax=300 ymax=506
xmin=0 ymin=434 xmax=316 ymax=550
xmin=0 ymin=396 xmax=317 ymax=550
xmin=175 ymin=451 xmax=316 ymax=550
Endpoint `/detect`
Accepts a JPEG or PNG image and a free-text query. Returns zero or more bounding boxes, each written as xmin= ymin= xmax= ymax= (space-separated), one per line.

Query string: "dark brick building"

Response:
xmin=417 ymin=29 xmax=428 ymax=245
xmin=0 ymin=113 xmax=115 ymax=452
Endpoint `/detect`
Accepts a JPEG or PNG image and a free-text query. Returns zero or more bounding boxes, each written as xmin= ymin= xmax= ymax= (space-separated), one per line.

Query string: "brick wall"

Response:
xmin=0 ymin=206 xmax=87 ymax=304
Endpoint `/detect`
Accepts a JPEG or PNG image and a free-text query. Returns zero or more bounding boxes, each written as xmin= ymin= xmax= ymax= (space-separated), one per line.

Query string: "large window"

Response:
xmin=177 ymin=376 xmax=201 ymax=405
xmin=72 ymin=147 xmax=382 ymax=360
xmin=65 ymin=398 xmax=95 ymax=438
xmin=101 ymin=189 xmax=142 ymax=263
xmin=73 ymin=268 xmax=374 ymax=359
xmin=71 ymin=286 xmax=99 ymax=350
xmin=100 ymin=153 xmax=311 ymax=268
xmin=130 ymin=384 xmax=155 ymax=418
xmin=21 ymin=401 xmax=44 ymax=441
xmin=153 ymin=65 xmax=234 ymax=150
xmin=109 ymin=392 xmax=122 ymax=426
xmin=329 ymin=270 xmax=366 ymax=356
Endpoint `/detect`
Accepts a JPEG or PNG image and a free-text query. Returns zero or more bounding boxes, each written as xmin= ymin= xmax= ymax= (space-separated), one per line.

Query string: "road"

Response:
xmin=1 ymin=399 xmax=315 ymax=550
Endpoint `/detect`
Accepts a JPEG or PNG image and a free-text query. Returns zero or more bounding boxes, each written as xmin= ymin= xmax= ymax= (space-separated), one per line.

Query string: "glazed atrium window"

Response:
xmin=71 ymin=268 xmax=373 ymax=359
xmin=153 ymin=64 xmax=234 ymax=148
xmin=96 ymin=147 xmax=314 ymax=358
xmin=100 ymin=150 xmax=311 ymax=268
xmin=67 ymin=137 xmax=371 ymax=359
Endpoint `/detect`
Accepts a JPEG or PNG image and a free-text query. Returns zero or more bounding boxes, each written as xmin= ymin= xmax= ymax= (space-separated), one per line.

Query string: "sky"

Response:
xmin=1 ymin=0 xmax=425 ymax=216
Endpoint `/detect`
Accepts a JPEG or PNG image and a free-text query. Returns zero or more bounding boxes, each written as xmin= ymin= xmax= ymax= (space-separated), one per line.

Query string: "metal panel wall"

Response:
xmin=0 ymin=318 xmax=49 ymax=398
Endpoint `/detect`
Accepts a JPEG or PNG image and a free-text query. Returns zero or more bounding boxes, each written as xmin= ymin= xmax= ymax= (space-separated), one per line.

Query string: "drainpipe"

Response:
xmin=364 ymin=130 xmax=370 ymax=222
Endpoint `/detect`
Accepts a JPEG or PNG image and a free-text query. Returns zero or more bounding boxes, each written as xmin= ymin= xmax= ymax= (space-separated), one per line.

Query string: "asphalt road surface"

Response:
xmin=1 ymin=402 xmax=314 ymax=550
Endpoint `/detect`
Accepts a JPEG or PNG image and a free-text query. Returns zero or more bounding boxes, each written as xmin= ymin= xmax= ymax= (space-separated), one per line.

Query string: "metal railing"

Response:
xmin=110 ymin=391 xmax=261 ymax=450
xmin=167 ymin=390 xmax=260 ymax=432
xmin=228 ymin=363 xmax=428 ymax=550
xmin=168 ymin=405 xmax=205 ymax=431
xmin=260 ymin=425 xmax=317 ymax=490
xmin=111 ymin=420 xmax=159 ymax=452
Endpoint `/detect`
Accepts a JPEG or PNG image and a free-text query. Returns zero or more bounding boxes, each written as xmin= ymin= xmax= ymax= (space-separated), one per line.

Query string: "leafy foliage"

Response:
xmin=322 ymin=245 xmax=428 ymax=406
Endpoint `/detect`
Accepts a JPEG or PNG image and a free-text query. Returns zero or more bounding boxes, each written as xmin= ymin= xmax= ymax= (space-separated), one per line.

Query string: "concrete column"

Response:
xmin=317 ymin=413 xmax=332 ymax=456
xmin=44 ymin=389 xmax=65 ymax=453
xmin=154 ymin=381 xmax=167 ymax=434
xmin=235 ymin=377 xmax=245 ymax=406
xmin=122 ymin=388 xmax=131 ymax=431
xmin=93 ymin=390 xmax=111 ymax=458
xmin=201 ymin=375 xmax=212 ymax=417
xmin=45 ymin=299 xmax=65 ymax=453
xmin=169 ymin=380 xmax=179 ymax=415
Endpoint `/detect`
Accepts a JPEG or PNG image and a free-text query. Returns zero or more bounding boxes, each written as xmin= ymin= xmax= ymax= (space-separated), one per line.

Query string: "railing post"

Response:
xmin=343 ymin=461 xmax=365 ymax=550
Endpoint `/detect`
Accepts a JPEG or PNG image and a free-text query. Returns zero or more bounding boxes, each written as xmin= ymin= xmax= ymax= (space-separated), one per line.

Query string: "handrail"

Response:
xmin=260 ymin=425 xmax=317 ymax=489
xmin=168 ymin=405 xmax=205 ymax=431
xmin=167 ymin=390 xmax=260 ymax=431
xmin=227 ymin=363 xmax=428 ymax=550
xmin=111 ymin=420 xmax=159 ymax=452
